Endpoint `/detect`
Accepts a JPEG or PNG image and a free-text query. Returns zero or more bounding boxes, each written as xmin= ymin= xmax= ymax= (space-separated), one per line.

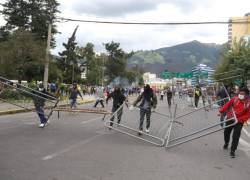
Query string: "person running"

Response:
xmin=219 ymin=87 xmax=250 ymax=158
xmin=106 ymin=87 xmax=127 ymax=128
xmin=166 ymin=87 xmax=173 ymax=107
xmin=132 ymin=84 xmax=157 ymax=135
xmin=93 ymin=86 xmax=105 ymax=108
xmin=194 ymin=85 xmax=202 ymax=109
xmin=69 ymin=82 xmax=83 ymax=109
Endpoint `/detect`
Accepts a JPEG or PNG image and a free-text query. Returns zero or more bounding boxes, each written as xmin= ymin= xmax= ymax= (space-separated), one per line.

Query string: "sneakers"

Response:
xmin=223 ymin=144 xmax=228 ymax=150
xmin=39 ymin=123 xmax=45 ymax=128
xmin=230 ymin=151 xmax=235 ymax=158
xmin=138 ymin=130 xmax=143 ymax=136
xmin=146 ymin=128 xmax=150 ymax=133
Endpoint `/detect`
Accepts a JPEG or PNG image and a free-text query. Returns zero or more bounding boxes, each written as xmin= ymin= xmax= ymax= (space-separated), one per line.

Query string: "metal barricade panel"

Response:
xmin=165 ymin=96 xmax=237 ymax=149
xmin=104 ymin=101 xmax=172 ymax=146
xmin=0 ymin=76 xmax=59 ymax=120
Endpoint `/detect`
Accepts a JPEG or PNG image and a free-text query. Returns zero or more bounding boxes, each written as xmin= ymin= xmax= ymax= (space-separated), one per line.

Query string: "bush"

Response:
xmin=0 ymin=89 xmax=22 ymax=100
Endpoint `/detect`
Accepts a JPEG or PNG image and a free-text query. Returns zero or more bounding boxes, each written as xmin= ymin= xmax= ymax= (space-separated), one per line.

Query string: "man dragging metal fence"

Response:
xmin=219 ymin=87 xmax=250 ymax=158
xmin=106 ymin=87 xmax=127 ymax=128
xmin=33 ymin=84 xmax=56 ymax=128
xmin=131 ymin=84 xmax=157 ymax=136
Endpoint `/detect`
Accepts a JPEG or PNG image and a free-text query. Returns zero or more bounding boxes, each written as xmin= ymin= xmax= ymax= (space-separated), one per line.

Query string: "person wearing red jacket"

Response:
xmin=219 ymin=87 xmax=250 ymax=158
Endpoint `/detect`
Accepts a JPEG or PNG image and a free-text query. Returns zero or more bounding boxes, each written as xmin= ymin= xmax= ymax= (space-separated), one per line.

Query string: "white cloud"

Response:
xmin=1 ymin=0 xmax=250 ymax=54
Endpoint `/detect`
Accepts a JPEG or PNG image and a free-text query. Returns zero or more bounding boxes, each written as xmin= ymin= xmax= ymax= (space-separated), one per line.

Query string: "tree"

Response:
xmin=215 ymin=40 xmax=250 ymax=86
xmin=0 ymin=29 xmax=45 ymax=81
xmin=104 ymin=41 xmax=133 ymax=83
xmin=2 ymin=0 xmax=30 ymax=29
xmin=59 ymin=26 xmax=80 ymax=83
xmin=29 ymin=0 xmax=59 ymax=45
xmin=76 ymin=43 xmax=95 ymax=68
xmin=2 ymin=0 xmax=60 ymax=85
xmin=76 ymin=43 xmax=106 ymax=85
xmin=2 ymin=0 xmax=59 ymax=43
xmin=0 ymin=27 xmax=10 ymax=42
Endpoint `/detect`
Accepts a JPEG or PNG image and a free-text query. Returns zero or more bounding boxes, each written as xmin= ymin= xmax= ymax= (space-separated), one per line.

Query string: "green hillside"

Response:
xmin=128 ymin=40 xmax=223 ymax=74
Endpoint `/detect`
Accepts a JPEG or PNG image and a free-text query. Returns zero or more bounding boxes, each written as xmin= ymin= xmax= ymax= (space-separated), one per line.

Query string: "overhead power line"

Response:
xmin=57 ymin=17 xmax=250 ymax=25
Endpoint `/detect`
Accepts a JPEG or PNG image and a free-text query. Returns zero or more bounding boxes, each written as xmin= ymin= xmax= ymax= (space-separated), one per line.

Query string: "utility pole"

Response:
xmin=102 ymin=57 xmax=105 ymax=87
xmin=43 ymin=21 xmax=52 ymax=90
xmin=72 ymin=63 xmax=75 ymax=83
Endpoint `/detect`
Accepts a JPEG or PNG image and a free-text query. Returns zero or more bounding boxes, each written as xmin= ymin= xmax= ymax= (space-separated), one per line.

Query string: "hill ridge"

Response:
xmin=128 ymin=40 xmax=223 ymax=73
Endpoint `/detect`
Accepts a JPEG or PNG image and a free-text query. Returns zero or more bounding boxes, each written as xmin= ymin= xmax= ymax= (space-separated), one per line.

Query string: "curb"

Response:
xmin=0 ymin=100 xmax=95 ymax=116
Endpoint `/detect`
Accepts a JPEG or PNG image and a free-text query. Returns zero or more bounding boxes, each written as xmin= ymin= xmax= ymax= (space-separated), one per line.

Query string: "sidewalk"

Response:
xmin=0 ymin=95 xmax=96 ymax=116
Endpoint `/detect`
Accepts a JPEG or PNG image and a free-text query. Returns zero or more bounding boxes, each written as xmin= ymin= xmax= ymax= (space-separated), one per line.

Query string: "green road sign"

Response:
xmin=162 ymin=71 xmax=194 ymax=79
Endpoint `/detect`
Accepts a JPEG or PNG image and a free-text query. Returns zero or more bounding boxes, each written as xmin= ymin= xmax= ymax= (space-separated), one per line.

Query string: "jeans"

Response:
xmin=70 ymin=98 xmax=77 ymax=109
xmin=110 ymin=106 xmax=123 ymax=126
xmin=139 ymin=108 xmax=151 ymax=130
xmin=36 ymin=106 xmax=47 ymax=124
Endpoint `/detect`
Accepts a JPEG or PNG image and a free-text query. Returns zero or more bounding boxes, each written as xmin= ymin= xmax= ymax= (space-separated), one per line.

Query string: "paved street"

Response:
xmin=0 ymin=97 xmax=250 ymax=180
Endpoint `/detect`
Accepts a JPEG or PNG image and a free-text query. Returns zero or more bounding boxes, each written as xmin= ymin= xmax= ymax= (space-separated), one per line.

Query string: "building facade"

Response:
xmin=228 ymin=13 xmax=250 ymax=47
xmin=143 ymin=72 xmax=172 ymax=90
xmin=191 ymin=64 xmax=214 ymax=86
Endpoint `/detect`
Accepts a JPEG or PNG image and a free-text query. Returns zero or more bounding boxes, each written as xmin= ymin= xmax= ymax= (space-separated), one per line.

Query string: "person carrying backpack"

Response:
xmin=219 ymin=87 xmax=250 ymax=158
xmin=132 ymin=84 xmax=157 ymax=135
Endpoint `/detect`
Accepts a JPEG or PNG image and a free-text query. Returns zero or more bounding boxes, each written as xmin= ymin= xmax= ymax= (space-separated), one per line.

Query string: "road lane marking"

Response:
xmin=42 ymin=134 xmax=101 ymax=161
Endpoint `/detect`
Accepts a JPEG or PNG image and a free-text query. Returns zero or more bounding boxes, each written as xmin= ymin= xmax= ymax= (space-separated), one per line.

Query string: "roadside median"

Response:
xmin=0 ymin=98 xmax=95 ymax=116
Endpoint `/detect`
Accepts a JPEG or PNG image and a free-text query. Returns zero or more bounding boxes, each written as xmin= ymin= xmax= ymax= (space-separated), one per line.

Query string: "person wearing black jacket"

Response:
xmin=69 ymin=83 xmax=83 ymax=109
xmin=106 ymin=87 xmax=126 ymax=127
xmin=132 ymin=84 xmax=157 ymax=135
xmin=194 ymin=85 xmax=202 ymax=109
xmin=166 ymin=88 xmax=173 ymax=107
xmin=33 ymin=84 xmax=55 ymax=128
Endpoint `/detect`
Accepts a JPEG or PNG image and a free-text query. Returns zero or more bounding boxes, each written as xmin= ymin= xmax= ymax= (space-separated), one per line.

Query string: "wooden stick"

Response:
xmin=53 ymin=108 xmax=112 ymax=114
